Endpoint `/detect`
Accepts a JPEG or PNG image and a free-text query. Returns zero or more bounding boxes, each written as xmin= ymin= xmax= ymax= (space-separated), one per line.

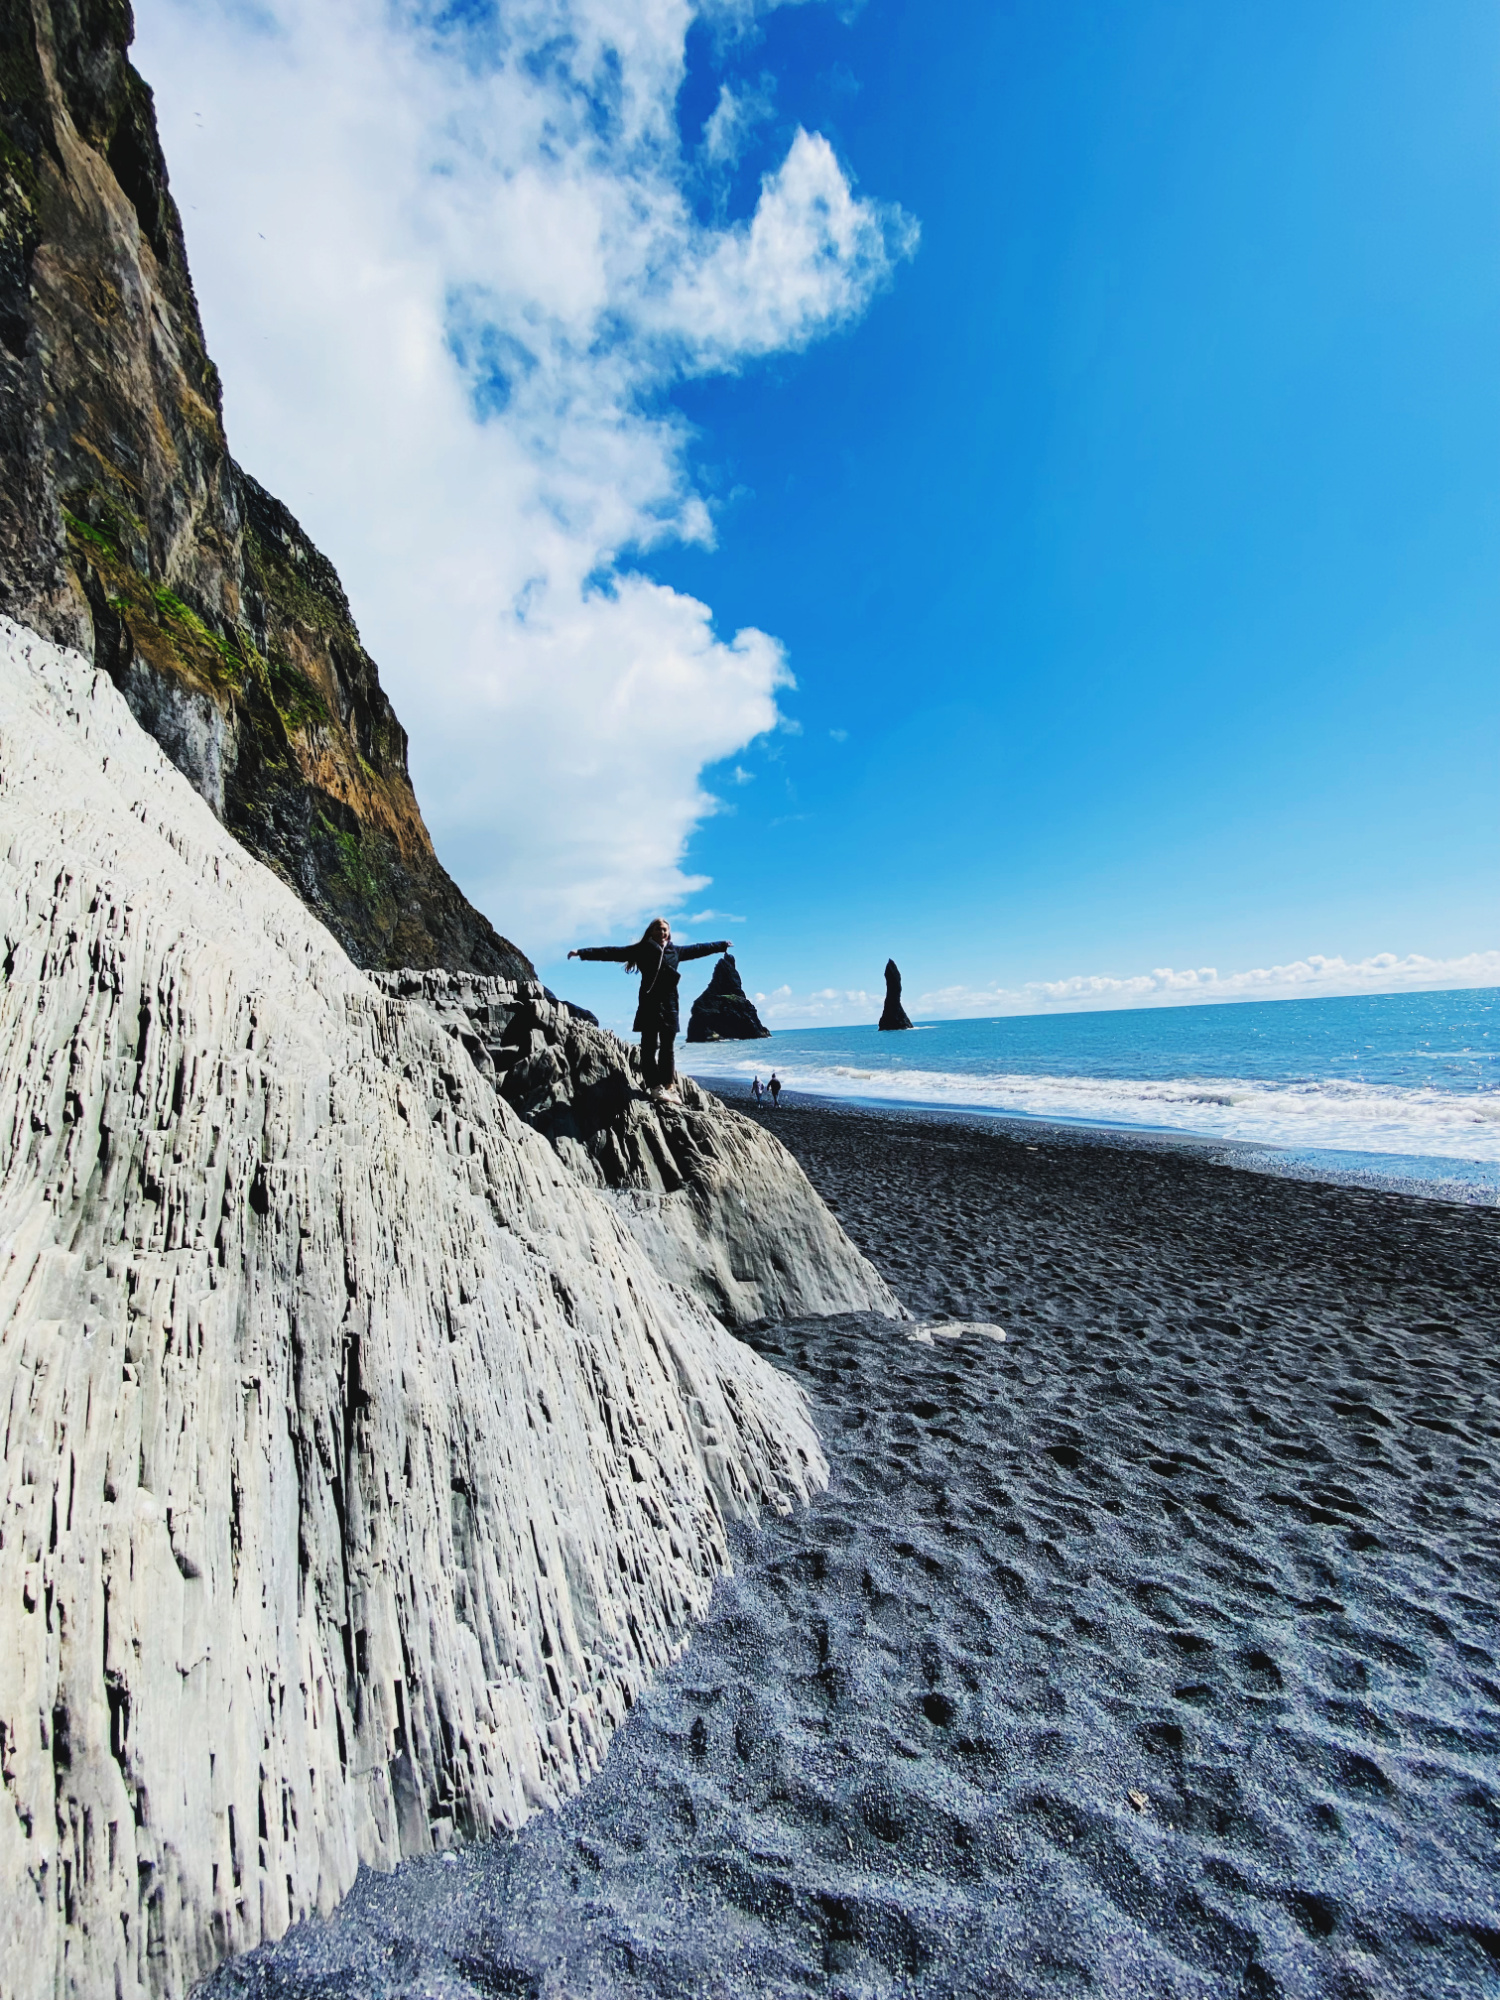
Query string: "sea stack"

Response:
xmin=687 ymin=953 xmax=771 ymax=1042
xmin=0 ymin=7 xmax=907 ymax=1990
xmin=878 ymin=957 xmax=915 ymax=1030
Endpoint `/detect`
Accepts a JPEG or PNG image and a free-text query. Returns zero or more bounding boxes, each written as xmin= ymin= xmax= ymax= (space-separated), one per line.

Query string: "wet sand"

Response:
xmin=208 ymin=1099 xmax=1500 ymax=1999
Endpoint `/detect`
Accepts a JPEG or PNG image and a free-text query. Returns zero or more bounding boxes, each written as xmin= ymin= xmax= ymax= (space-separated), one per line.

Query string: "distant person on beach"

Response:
xmin=769 ymin=1072 xmax=782 ymax=1108
xmin=569 ymin=919 xmax=730 ymax=1099
xmin=751 ymin=1076 xmax=763 ymax=1104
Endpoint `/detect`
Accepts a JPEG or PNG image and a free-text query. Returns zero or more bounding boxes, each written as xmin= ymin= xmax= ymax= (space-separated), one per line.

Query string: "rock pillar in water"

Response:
xmin=878 ymin=958 xmax=914 ymax=1031
xmin=686 ymin=954 xmax=771 ymax=1043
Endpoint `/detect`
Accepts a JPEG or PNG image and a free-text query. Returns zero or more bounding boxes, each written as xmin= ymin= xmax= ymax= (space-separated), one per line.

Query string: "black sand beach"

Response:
xmin=209 ymin=1100 xmax=1500 ymax=2000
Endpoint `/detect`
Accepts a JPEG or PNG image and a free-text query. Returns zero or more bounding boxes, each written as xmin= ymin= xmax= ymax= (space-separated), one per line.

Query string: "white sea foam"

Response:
xmin=688 ymin=1056 xmax=1500 ymax=1164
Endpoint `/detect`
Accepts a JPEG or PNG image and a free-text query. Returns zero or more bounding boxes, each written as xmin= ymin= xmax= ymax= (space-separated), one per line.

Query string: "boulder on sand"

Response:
xmin=878 ymin=958 xmax=915 ymax=1031
xmin=686 ymin=953 xmax=771 ymax=1043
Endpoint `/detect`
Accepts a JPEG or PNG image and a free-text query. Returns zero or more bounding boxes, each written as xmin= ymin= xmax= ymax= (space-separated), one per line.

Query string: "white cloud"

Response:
xmin=131 ymin=0 xmax=914 ymax=952
xmin=650 ymin=129 xmax=916 ymax=361
xmin=701 ymin=77 xmax=775 ymax=167
xmin=752 ymin=985 xmax=878 ymax=1023
xmin=828 ymin=726 xmax=848 ymax=741
xmin=913 ymin=949 xmax=1500 ymax=1020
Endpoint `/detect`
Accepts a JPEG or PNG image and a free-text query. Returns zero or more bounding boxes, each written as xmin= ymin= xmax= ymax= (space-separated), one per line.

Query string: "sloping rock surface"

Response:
xmin=376 ymin=971 xmax=903 ymax=1330
xmin=0 ymin=0 xmax=528 ymax=977
xmin=878 ymin=957 xmax=914 ymax=1031
xmin=0 ymin=618 xmax=838 ymax=2000
xmin=685 ymin=952 xmax=770 ymax=1043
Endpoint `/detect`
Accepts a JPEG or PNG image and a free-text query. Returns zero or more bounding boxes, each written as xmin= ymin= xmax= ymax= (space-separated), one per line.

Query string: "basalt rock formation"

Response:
xmin=0 ymin=620 xmax=904 ymax=2000
xmin=0 ymin=0 xmax=528 ymax=978
xmin=878 ymin=957 xmax=914 ymax=1031
xmin=382 ymin=970 xmax=897 ymax=1329
xmin=685 ymin=952 xmax=771 ymax=1044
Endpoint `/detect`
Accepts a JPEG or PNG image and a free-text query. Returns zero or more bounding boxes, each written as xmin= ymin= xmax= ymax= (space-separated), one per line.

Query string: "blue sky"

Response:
xmin=135 ymin=0 xmax=1498 ymax=1030
xmin=615 ymin=0 xmax=1500 ymax=1026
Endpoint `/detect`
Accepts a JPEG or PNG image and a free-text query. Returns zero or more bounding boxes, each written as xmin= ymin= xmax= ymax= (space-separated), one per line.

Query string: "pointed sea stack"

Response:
xmin=687 ymin=952 xmax=771 ymax=1041
xmin=878 ymin=957 xmax=914 ymax=1030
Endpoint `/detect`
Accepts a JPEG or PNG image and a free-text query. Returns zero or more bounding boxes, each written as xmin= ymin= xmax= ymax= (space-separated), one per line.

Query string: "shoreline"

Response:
xmin=689 ymin=1069 xmax=1500 ymax=1207
xmin=210 ymin=1090 xmax=1500 ymax=2000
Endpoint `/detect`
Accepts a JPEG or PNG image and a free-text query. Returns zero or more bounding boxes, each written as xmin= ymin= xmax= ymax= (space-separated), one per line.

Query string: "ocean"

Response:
xmin=683 ymin=986 xmax=1500 ymax=1201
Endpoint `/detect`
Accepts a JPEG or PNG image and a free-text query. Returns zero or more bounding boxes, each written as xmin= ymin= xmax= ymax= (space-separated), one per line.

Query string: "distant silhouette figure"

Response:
xmin=751 ymin=1075 xmax=763 ymax=1104
xmin=570 ymin=918 xmax=730 ymax=1096
xmin=879 ymin=958 xmax=914 ymax=1031
xmin=769 ymin=1072 xmax=783 ymax=1108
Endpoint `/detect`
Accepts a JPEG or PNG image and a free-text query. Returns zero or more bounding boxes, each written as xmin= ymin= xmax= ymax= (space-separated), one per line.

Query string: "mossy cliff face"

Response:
xmin=0 ymin=0 xmax=531 ymax=979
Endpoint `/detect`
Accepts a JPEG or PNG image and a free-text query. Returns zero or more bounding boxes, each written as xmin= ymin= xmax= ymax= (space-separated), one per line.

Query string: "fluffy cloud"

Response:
xmin=650 ymin=129 xmax=918 ymax=360
xmin=131 ymin=0 xmax=914 ymax=950
xmin=701 ymin=77 xmax=776 ymax=168
xmin=913 ymin=950 xmax=1500 ymax=1021
xmin=751 ymin=985 xmax=879 ymax=1023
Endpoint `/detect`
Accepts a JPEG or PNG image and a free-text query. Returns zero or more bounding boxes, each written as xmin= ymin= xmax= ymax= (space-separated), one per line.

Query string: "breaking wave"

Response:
xmin=681 ymin=990 xmax=1500 ymax=1192
xmin=690 ymin=1059 xmax=1500 ymax=1163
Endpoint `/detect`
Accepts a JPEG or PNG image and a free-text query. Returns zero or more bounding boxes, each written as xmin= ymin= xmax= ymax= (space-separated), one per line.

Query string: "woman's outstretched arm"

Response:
xmin=569 ymin=945 xmax=637 ymax=961
xmin=675 ymin=940 xmax=731 ymax=962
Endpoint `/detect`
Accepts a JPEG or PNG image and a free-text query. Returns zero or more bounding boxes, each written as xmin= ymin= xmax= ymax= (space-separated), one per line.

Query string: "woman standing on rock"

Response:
xmin=569 ymin=919 xmax=730 ymax=1100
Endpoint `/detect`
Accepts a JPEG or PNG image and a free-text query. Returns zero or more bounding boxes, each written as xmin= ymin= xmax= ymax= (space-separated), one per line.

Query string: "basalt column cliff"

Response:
xmin=0 ymin=7 xmax=906 ymax=1999
xmin=0 ymin=0 xmax=526 ymax=976
xmin=0 ymin=620 xmax=872 ymax=1999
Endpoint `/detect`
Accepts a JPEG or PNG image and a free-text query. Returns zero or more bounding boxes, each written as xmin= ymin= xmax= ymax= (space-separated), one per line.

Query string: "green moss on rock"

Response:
xmin=267 ymin=655 xmax=328 ymax=732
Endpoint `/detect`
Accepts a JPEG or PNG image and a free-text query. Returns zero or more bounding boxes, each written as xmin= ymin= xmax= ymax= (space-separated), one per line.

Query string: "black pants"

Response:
xmin=640 ymin=1017 xmax=676 ymax=1089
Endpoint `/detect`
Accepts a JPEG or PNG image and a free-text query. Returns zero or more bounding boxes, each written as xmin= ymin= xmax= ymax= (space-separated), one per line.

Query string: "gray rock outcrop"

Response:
xmin=685 ymin=954 xmax=771 ymax=1044
xmin=374 ymin=972 xmax=898 ymax=1329
xmin=878 ymin=958 xmax=914 ymax=1031
xmin=0 ymin=620 xmax=898 ymax=2000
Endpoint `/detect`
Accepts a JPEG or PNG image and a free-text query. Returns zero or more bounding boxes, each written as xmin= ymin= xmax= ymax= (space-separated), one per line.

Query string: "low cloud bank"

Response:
xmin=749 ymin=951 xmax=1500 ymax=1029
xmin=751 ymin=985 xmax=882 ymax=1025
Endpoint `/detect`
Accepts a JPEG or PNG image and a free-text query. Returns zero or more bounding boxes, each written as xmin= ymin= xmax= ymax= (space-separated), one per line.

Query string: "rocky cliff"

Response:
xmin=0 ymin=0 xmax=528 ymax=977
xmin=381 ymin=970 xmax=899 ymax=1328
xmin=0 ymin=619 xmax=905 ymax=2000
xmin=685 ymin=952 xmax=771 ymax=1044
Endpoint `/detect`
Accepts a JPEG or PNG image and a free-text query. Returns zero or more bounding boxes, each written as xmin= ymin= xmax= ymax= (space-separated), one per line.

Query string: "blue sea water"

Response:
xmin=683 ymin=987 xmax=1500 ymax=1201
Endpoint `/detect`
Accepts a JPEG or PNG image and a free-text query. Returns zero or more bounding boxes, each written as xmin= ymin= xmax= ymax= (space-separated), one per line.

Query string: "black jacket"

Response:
xmin=574 ymin=939 xmax=729 ymax=1033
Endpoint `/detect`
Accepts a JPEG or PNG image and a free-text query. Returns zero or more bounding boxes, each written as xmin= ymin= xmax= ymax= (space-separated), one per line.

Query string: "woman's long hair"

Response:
xmin=621 ymin=920 xmax=667 ymax=974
